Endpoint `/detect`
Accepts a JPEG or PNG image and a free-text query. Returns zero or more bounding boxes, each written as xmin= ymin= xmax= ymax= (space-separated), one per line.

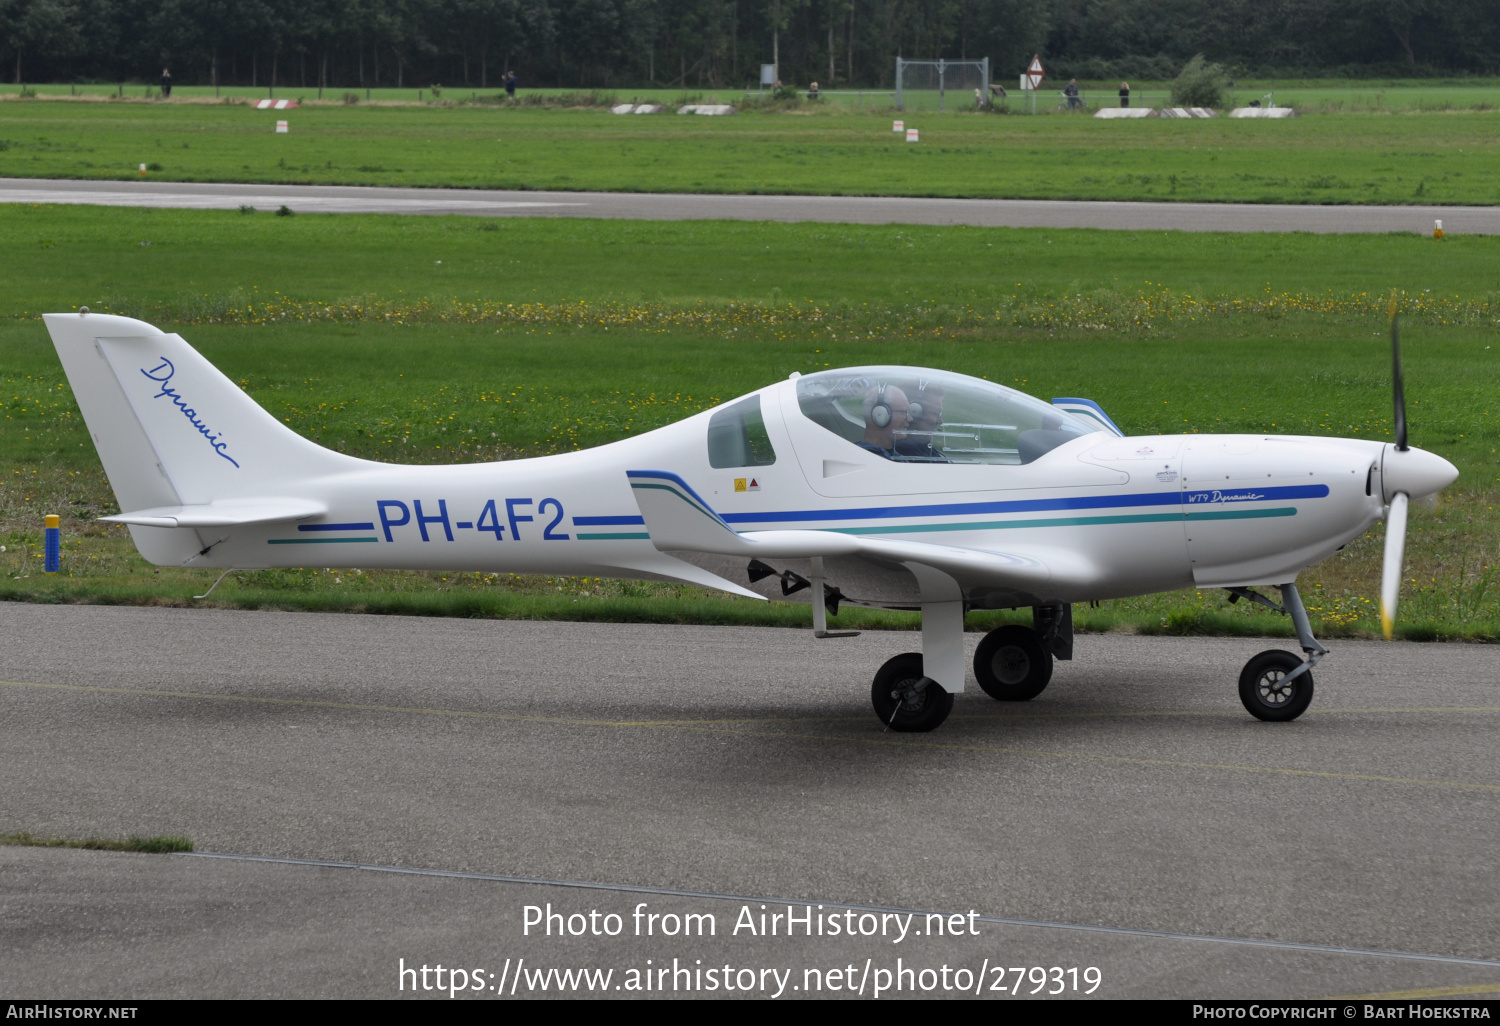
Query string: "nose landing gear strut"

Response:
xmin=1231 ymin=582 xmax=1327 ymax=722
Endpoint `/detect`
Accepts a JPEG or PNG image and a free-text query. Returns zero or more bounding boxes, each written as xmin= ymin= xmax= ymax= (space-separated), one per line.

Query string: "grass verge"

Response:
xmin=0 ymin=831 xmax=194 ymax=853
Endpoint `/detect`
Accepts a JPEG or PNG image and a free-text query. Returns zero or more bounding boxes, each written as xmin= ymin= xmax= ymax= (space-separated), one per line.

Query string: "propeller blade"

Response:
xmin=1380 ymin=491 xmax=1409 ymax=641
xmin=1390 ymin=289 xmax=1408 ymax=452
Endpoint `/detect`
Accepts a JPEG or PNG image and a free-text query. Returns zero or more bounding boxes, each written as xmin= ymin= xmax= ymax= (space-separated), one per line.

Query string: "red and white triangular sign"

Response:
xmin=1026 ymin=55 xmax=1045 ymax=90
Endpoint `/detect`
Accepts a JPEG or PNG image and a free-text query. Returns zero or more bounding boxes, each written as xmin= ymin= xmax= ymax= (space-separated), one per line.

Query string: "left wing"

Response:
xmin=1051 ymin=397 xmax=1123 ymax=437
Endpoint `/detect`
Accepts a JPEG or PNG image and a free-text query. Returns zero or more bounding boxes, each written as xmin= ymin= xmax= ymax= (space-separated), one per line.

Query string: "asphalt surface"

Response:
xmin=2 ymin=602 xmax=1498 ymax=999
xmin=3 ymin=176 xmax=1493 ymax=233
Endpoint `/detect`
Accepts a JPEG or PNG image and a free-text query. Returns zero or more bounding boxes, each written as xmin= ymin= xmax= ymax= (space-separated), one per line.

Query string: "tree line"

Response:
xmin=2 ymin=0 xmax=1495 ymax=92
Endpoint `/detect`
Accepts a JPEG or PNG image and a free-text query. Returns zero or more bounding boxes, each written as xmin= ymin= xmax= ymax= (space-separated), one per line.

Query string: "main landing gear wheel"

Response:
xmin=974 ymin=625 xmax=1053 ymax=701
xmin=1238 ymin=650 xmax=1315 ymax=722
xmin=870 ymin=653 xmax=953 ymax=733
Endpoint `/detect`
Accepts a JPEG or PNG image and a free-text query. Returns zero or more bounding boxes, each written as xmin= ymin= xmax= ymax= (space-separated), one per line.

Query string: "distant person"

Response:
xmin=1119 ymin=81 xmax=1130 ymax=108
xmin=160 ymin=68 xmax=172 ymax=99
xmin=807 ymin=81 xmax=820 ymax=99
xmin=1064 ymin=78 xmax=1080 ymax=110
xmin=894 ymin=385 xmax=948 ymax=463
xmin=857 ymin=384 xmax=911 ymax=461
xmin=504 ymin=71 xmax=517 ymax=99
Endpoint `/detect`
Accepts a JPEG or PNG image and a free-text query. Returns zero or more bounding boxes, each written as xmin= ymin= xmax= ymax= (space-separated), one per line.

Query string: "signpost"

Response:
xmin=1023 ymin=54 xmax=1045 ymax=114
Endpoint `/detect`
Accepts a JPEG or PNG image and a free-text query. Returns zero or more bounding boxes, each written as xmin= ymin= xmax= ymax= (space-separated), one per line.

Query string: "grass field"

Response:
xmin=3 ymin=98 xmax=1500 ymax=204
xmin=15 ymin=77 xmax=1500 ymax=114
xmin=2 ymin=204 xmax=1497 ymax=639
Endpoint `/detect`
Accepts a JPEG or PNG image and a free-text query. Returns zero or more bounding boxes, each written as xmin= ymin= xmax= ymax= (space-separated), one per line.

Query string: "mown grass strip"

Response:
xmin=0 ymin=831 xmax=193 ymax=853
xmin=3 ymin=101 xmax=1500 ymax=205
xmin=2 ymin=578 xmax=1482 ymax=640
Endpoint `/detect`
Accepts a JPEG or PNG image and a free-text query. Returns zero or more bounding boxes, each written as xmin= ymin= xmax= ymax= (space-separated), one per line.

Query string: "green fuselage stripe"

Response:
xmin=577 ymin=532 xmax=651 ymax=540
xmin=268 ymin=537 xmax=380 ymax=544
xmin=1186 ymin=507 xmax=1299 ymax=521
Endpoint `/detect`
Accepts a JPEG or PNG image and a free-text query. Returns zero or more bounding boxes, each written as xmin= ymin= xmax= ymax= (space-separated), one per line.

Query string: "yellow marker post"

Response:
xmin=44 ymin=514 xmax=60 ymax=574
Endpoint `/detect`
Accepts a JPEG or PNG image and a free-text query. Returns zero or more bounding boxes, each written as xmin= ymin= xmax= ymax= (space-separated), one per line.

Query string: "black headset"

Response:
xmin=907 ymin=378 xmax=928 ymax=423
xmin=870 ymin=384 xmax=922 ymax=428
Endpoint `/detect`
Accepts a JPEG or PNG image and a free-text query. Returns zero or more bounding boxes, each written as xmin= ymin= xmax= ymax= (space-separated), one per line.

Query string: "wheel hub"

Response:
xmin=1258 ymin=670 xmax=1293 ymax=705
xmin=992 ymin=646 xmax=1030 ymax=686
xmin=891 ymin=676 xmax=930 ymax=711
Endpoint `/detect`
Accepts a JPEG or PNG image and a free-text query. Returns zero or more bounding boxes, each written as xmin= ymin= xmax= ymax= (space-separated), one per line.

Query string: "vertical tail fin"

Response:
xmin=44 ymin=312 xmax=359 ymax=562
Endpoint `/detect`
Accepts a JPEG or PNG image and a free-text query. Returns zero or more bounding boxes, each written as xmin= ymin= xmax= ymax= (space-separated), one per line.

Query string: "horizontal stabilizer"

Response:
xmin=102 ymin=497 xmax=328 ymax=528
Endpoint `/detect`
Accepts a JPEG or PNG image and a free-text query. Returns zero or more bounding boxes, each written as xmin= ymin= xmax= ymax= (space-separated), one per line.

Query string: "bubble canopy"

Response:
xmin=793 ymin=366 xmax=1096 ymax=465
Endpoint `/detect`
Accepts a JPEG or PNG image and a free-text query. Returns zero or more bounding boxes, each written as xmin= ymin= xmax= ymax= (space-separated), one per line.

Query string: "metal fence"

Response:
xmin=894 ymin=58 xmax=990 ymax=112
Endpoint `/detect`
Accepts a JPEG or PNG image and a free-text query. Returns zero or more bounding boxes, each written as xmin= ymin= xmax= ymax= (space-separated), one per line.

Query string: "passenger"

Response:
xmin=856 ymin=384 xmax=911 ymax=460
xmin=894 ymin=385 xmax=949 ymax=462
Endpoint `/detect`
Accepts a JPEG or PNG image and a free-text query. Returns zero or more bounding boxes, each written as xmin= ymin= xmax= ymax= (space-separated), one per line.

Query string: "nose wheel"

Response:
xmin=870 ymin=653 xmax=954 ymax=732
xmin=1238 ymin=650 xmax=1315 ymax=721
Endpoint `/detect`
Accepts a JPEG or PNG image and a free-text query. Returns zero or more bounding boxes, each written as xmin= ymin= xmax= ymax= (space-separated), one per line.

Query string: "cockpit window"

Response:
xmin=794 ymin=367 xmax=1093 ymax=465
xmin=707 ymin=395 xmax=777 ymax=468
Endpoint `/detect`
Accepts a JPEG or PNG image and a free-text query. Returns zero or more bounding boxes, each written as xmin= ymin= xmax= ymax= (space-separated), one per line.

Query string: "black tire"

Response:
xmin=870 ymin=653 xmax=954 ymax=733
xmin=974 ymin=625 xmax=1053 ymax=701
xmin=1238 ymin=649 xmax=1315 ymax=722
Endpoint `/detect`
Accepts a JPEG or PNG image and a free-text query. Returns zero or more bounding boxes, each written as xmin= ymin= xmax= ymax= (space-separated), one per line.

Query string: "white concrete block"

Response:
xmin=1229 ymin=107 xmax=1297 ymax=118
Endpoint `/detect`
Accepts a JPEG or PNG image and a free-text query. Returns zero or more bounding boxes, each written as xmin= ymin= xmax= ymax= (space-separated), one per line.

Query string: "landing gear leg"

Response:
xmin=867 ymin=593 xmax=964 ymax=732
xmin=1236 ymin=582 xmax=1326 ymax=722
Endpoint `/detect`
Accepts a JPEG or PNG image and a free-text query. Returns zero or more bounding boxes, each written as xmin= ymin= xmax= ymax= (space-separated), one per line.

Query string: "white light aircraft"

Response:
xmin=44 ymin=309 xmax=1456 ymax=732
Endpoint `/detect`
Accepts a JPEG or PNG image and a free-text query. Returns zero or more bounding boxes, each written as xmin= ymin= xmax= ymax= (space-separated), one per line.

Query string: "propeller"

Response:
xmin=1377 ymin=293 xmax=1459 ymax=640
xmin=1380 ymin=291 xmax=1407 ymax=640
xmin=1380 ymin=491 xmax=1408 ymax=640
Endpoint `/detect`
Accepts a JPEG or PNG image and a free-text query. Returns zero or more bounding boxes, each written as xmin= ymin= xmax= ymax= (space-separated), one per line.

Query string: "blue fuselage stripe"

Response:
xmin=716 ymin=484 xmax=1328 ymax=525
xmin=298 ymin=522 xmax=376 ymax=532
xmin=572 ymin=515 xmax=646 ymax=526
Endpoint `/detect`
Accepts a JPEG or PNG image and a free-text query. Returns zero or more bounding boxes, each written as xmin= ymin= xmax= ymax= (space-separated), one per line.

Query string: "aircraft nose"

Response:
xmin=1382 ymin=444 xmax=1459 ymax=502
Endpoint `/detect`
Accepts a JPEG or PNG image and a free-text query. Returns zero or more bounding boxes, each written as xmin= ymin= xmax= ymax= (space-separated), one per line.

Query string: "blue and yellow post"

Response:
xmin=44 ymin=514 xmax=60 ymax=574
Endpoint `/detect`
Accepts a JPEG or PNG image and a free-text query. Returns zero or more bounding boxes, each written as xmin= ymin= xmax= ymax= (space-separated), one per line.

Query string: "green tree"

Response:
xmin=0 ymin=0 xmax=79 ymax=82
xmin=1170 ymin=52 xmax=1227 ymax=108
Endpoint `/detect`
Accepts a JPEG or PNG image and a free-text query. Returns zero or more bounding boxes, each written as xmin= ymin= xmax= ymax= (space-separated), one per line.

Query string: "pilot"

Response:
xmin=856 ymin=384 xmax=911 ymax=460
xmin=894 ymin=385 xmax=948 ymax=463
